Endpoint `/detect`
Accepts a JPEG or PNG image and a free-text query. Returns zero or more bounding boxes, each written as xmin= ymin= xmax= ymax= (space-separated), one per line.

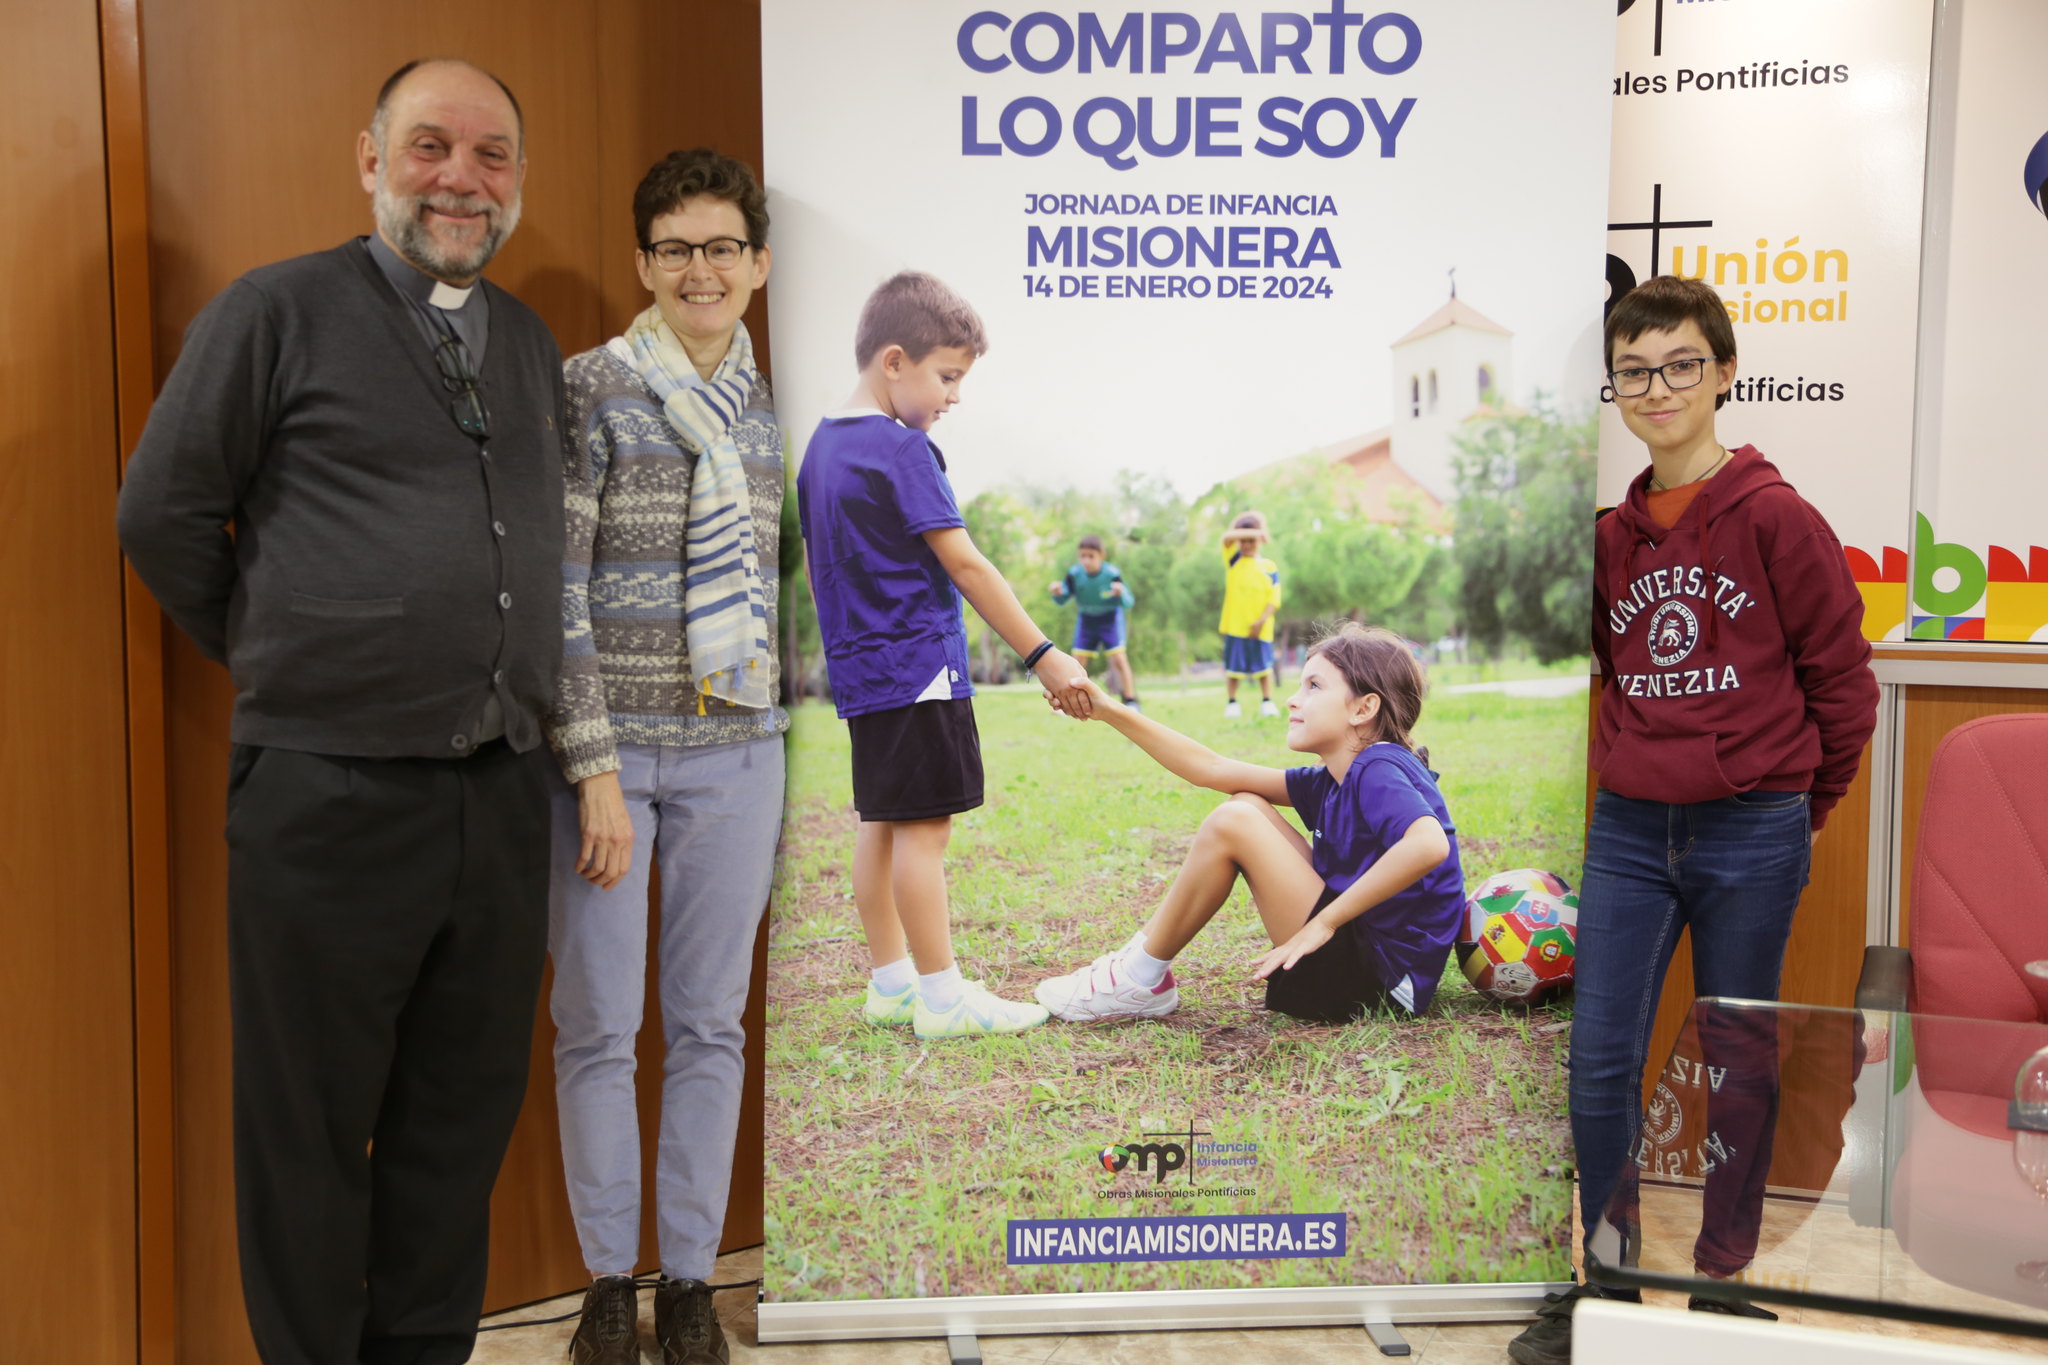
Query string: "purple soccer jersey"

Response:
xmin=796 ymin=413 xmax=973 ymax=718
xmin=1285 ymin=745 xmax=1465 ymax=1013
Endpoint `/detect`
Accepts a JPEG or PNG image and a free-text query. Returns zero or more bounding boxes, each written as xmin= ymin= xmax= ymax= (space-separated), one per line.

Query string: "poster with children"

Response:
xmin=759 ymin=0 xmax=1614 ymax=1335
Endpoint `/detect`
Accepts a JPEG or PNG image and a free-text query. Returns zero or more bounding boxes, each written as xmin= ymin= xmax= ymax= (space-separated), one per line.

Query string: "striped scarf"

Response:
xmin=612 ymin=308 xmax=773 ymax=711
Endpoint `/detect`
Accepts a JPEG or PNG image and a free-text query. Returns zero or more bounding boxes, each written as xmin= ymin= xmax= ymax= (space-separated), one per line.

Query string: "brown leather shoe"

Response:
xmin=567 ymin=1275 xmax=640 ymax=1365
xmin=654 ymin=1277 xmax=728 ymax=1365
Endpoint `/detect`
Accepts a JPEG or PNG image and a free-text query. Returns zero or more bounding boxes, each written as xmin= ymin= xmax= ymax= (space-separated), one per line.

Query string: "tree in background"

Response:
xmin=1449 ymin=402 xmax=1597 ymax=664
xmin=778 ymin=474 xmax=824 ymax=703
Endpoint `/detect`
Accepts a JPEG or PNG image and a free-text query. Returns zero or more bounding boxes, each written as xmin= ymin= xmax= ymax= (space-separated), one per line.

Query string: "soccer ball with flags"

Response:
xmin=1457 ymin=868 xmax=1579 ymax=1004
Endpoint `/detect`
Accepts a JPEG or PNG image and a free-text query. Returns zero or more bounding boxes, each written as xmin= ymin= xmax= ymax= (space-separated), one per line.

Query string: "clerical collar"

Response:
xmin=362 ymin=232 xmax=489 ymax=370
xmin=363 ymin=232 xmax=474 ymax=310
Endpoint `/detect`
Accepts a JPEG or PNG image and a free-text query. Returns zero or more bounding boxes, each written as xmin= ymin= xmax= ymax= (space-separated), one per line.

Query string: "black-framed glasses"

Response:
xmin=1606 ymin=355 xmax=1721 ymax=399
xmin=642 ymin=237 xmax=750 ymax=270
xmin=433 ymin=334 xmax=490 ymax=439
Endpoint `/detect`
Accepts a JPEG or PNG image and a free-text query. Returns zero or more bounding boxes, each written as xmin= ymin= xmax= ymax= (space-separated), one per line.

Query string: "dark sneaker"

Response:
xmin=567 ymin=1275 xmax=640 ymax=1365
xmin=654 ymin=1277 xmax=728 ymax=1365
xmin=1507 ymin=1282 xmax=1637 ymax=1365
xmin=1690 ymin=1292 xmax=1779 ymax=1319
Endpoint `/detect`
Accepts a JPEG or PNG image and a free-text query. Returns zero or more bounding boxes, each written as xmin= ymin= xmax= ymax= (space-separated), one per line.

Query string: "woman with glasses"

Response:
xmin=544 ymin=148 xmax=786 ymax=1365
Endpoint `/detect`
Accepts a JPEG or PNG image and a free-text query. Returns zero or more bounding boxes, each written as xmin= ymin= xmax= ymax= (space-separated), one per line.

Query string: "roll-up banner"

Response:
xmin=1911 ymin=0 xmax=2048 ymax=643
xmin=1599 ymin=0 xmax=1934 ymax=643
xmin=761 ymin=1 xmax=1612 ymax=1342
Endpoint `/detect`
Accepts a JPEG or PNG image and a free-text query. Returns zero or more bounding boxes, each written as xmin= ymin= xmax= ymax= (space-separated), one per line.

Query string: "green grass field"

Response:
xmin=765 ymin=679 xmax=1586 ymax=1301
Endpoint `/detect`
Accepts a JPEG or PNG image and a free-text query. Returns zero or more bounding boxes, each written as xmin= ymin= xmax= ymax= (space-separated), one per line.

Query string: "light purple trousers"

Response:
xmin=547 ymin=736 xmax=784 ymax=1279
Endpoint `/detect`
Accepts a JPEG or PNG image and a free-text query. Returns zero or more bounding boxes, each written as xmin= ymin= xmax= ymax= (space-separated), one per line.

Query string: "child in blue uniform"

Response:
xmin=1036 ymin=623 xmax=1463 ymax=1024
xmin=797 ymin=270 xmax=1093 ymax=1039
xmin=1049 ymin=534 xmax=1140 ymax=710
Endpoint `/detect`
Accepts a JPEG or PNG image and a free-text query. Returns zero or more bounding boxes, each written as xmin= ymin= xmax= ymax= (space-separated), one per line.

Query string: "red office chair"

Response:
xmin=1857 ymin=714 xmax=2048 ymax=1309
xmin=1901 ymin=711 xmax=2048 ymax=1027
xmin=1861 ymin=712 xmax=2048 ymax=1130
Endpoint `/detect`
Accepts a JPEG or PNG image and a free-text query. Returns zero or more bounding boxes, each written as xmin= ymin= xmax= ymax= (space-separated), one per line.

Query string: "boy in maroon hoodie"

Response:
xmin=1510 ymin=276 xmax=1878 ymax=1365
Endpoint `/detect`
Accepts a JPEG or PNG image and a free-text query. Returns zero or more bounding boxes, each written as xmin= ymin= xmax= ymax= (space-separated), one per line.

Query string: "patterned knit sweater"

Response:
xmin=546 ymin=344 xmax=790 ymax=783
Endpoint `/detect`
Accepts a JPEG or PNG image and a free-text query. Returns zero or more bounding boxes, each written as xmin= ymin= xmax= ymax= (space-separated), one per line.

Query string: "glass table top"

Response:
xmin=1586 ymin=997 xmax=2048 ymax=1339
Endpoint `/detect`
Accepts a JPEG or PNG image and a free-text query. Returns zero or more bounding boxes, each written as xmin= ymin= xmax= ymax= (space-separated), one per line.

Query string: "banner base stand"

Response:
xmin=758 ymin=1281 xmax=1566 ymax=1344
xmin=946 ymin=1332 xmax=982 ymax=1364
xmin=1364 ymin=1317 xmax=1412 ymax=1356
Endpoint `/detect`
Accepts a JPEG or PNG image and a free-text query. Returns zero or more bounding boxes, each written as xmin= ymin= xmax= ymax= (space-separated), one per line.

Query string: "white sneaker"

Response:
xmin=1224 ymin=700 xmax=1243 ymax=719
xmin=913 ymin=980 xmax=1050 ymax=1038
xmin=1035 ymin=954 xmax=1181 ymax=1022
xmin=1259 ymin=699 xmax=1280 ymax=718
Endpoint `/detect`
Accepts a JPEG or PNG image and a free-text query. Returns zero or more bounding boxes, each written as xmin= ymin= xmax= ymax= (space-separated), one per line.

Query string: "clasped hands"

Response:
xmin=1041 ymin=670 xmax=1108 ymax=720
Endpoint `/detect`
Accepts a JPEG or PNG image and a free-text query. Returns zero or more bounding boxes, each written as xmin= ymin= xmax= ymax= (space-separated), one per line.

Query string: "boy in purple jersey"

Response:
xmin=796 ymin=270 xmax=1092 ymax=1039
xmin=1036 ymin=624 xmax=1463 ymax=1025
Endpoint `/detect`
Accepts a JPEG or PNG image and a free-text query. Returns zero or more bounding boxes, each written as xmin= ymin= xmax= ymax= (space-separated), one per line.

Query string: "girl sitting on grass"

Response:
xmin=1036 ymin=623 xmax=1464 ymax=1024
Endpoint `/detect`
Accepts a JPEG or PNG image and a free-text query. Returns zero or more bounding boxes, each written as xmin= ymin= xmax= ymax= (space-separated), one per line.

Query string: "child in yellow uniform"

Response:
xmin=1219 ymin=512 xmax=1282 ymax=718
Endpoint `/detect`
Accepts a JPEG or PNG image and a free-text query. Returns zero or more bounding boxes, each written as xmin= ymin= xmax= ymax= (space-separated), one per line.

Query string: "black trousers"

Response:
xmin=225 ymin=741 xmax=549 ymax=1365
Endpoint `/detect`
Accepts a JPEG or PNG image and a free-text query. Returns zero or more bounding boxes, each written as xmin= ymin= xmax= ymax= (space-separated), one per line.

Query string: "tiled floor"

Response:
xmin=473 ymin=1215 xmax=2048 ymax=1364
xmin=1626 ymin=1183 xmax=2048 ymax=1357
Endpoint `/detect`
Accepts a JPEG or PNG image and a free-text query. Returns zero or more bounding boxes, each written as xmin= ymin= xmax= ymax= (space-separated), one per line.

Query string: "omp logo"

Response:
xmin=1097 ymin=1142 xmax=1185 ymax=1183
xmin=1607 ymin=182 xmax=1712 ymax=314
xmin=1095 ymin=1118 xmax=1211 ymax=1185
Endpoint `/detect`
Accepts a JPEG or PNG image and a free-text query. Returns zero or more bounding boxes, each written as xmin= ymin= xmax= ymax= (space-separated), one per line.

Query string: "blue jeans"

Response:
xmin=1571 ymin=787 xmax=1812 ymax=1264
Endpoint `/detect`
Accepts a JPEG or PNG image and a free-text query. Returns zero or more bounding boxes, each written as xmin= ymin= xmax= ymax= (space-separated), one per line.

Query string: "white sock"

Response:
xmin=871 ymin=958 xmax=915 ymax=995
xmin=1118 ymin=931 xmax=1172 ymax=988
xmin=919 ymin=965 xmax=965 ymax=1012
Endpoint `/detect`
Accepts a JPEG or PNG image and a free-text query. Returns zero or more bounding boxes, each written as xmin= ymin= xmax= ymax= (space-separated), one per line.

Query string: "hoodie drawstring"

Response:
xmin=1696 ymin=489 xmax=1720 ymax=648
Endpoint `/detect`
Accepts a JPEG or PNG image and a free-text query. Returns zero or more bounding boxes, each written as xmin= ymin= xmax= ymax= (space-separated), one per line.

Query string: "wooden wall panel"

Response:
xmin=0 ymin=1 xmax=140 ymax=1361
xmin=137 ymin=1 xmax=775 ymax=1349
xmin=103 ymin=0 xmax=176 ymax=1352
xmin=593 ymin=0 xmax=776 ymax=1273
xmin=595 ymin=0 xmax=773 ymax=372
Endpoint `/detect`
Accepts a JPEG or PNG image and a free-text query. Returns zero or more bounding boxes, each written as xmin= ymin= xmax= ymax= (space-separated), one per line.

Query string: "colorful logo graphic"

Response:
xmin=1910 ymin=514 xmax=2048 ymax=642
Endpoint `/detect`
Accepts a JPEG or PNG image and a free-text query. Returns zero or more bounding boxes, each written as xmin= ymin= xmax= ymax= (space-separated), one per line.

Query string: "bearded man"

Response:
xmin=118 ymin=59 xmax=564 ymax=1365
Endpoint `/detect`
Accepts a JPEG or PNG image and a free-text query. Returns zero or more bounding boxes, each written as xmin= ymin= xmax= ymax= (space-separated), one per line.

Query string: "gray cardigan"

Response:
xmin=117 ymin=241 xmax=566 ymax=758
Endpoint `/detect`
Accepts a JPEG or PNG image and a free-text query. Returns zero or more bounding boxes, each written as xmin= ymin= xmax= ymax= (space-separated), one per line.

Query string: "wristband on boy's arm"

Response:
xmin=1023 ymin=640 xmax=1054 ymax=671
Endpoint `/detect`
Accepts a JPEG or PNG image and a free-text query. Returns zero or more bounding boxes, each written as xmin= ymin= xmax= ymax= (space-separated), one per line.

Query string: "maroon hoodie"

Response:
xmin=1592 ymin=446 xmax=1877 ymax=829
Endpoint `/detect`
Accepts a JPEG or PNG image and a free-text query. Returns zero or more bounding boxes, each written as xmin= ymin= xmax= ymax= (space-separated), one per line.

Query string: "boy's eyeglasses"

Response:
xmin=433 ymin=334 xmax=490 ymax=440
xmin=643 ymin=237 xmax=751 ymax=270
xmin=1606 ymin=356 xmax=1720 ymax=399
